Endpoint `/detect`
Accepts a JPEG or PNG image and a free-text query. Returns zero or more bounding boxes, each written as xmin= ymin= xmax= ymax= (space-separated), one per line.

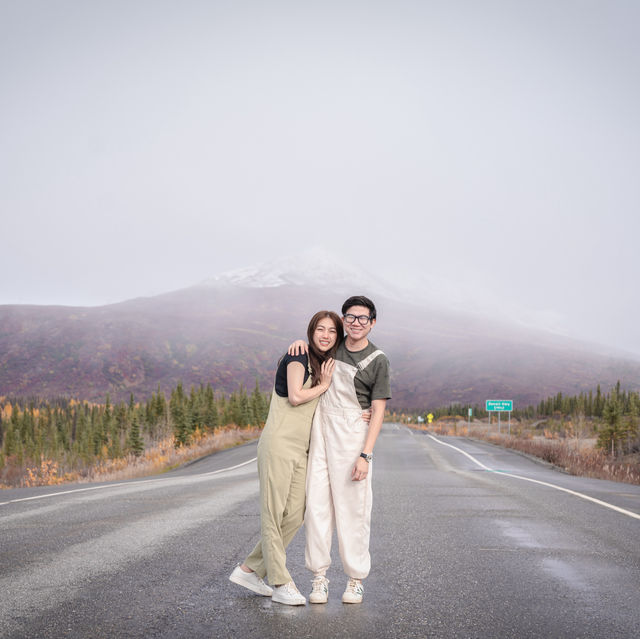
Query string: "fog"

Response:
xmin=1 ymin=1 xmax=639 ymax=355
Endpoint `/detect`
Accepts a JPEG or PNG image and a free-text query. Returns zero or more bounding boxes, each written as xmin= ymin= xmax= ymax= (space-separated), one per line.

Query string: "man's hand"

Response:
xmin=351 ymin=455 xmax=369 ymax=481
xmin=288 ymin=340 xmax=308 ymax=356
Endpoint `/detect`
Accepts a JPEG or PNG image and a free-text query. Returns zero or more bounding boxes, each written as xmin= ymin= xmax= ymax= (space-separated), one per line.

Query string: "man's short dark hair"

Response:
xmin=342 ymin=295 xmax=377 ymax=321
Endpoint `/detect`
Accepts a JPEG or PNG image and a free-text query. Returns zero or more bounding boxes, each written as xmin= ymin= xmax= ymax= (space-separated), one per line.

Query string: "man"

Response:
xmin=290 ymin=295 xmax=391 ymax=604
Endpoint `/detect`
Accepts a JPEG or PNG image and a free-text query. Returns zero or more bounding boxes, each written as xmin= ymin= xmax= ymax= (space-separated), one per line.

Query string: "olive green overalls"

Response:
xmin=244 ymin=371 xmax=318 ymax=586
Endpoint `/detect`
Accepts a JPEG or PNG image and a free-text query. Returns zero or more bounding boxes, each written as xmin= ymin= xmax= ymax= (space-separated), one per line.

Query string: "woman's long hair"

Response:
xmin=306 ymin=311 xmax=343 ymax=387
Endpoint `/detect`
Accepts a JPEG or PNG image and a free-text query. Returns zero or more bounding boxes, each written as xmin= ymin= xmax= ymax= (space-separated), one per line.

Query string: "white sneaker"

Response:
xmin=309 ymin=575 xmax=329 ymax=604
xmin=229 ymin=565 xmax=273 ymax=596
xmin=272 ymin=581 xmax=306 ymax=606
xmin=342 ymin=577 xmax=364 ymax=604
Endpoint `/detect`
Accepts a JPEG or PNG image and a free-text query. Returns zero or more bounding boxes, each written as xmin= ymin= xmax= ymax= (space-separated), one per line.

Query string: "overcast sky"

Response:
xmin=1 ymin=0 xmax=639 ymax=356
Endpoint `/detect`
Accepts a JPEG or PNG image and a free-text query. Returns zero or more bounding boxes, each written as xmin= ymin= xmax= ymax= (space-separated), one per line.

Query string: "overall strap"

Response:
xmin=357 ymin=350 xmax=385 ymax=371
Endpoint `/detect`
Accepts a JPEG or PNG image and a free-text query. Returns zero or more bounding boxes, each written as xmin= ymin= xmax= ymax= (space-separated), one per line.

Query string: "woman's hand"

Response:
xmin=288 ymin=340 xmax=308 ymax=356
xmin=361 ymin=409 xmax=372 ymax=423
xmin=319 ymin=358 xmax=335 ymax=389
xmin=351 ymin=456 xmax=370 ymax=482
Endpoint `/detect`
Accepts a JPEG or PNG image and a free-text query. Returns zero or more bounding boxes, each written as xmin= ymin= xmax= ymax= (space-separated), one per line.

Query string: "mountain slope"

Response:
xmin=2 ymin=267 xmax=640 ymax=409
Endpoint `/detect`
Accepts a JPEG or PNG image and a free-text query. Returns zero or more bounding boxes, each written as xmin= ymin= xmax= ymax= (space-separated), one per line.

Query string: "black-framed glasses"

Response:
xmin=344 ymin=314 xmax=371 ymax=326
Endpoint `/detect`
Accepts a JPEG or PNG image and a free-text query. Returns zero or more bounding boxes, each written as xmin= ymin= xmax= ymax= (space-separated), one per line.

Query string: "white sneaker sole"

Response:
xmin=229 ymin=570 xmax=273 ymax=596
xmin=272 ymin=593 xmax=306 ymax=606
xmin=342 ymin=594 xmax=363 ymax=604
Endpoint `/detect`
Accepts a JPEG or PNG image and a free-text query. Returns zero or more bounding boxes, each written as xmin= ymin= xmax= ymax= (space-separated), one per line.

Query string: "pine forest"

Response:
xmin=0 ymin=382 xmax=270 ymax=488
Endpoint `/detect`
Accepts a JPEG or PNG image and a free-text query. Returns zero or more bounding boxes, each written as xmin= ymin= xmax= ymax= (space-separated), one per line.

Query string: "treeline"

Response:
xmin=532 ymin=382 xmax=639 ymax=419
xmin=532 ymin=382 xmax=639 ymax=455
xmin=0 ymin=381 xmax=270 ymax=476
xmin=401 ymin=382 xmax=640 ymax=458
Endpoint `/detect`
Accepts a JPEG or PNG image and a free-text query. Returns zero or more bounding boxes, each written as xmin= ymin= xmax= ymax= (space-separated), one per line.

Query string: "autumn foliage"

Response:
xmin=0 ymin=382 xmax=269 ymax=488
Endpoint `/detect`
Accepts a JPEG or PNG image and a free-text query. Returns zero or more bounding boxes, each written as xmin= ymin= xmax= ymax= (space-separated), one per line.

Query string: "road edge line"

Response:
xmin=427 ymin=434 xmax=640 ymax=521
xmin=0 ymin=457 xmax=257 ymax=507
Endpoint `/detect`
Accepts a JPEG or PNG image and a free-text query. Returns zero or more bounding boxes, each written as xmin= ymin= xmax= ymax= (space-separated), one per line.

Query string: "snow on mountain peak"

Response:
xmin=199 ymin=247 xmax=399 ymax=296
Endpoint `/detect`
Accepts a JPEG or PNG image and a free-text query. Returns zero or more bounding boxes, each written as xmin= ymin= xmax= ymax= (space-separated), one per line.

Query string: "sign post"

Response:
xmin=485 ymin=400 xmax=513 ymax=435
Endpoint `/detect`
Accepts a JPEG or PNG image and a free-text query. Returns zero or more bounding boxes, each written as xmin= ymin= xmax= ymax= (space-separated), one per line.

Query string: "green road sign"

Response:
xmin=486 ymin=400 xmax=513 ymax=412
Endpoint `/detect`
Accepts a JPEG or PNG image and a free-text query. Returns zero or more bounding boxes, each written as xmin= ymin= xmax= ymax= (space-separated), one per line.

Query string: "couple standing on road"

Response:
xmin=229 ymin=295 xmax=391 ymax=606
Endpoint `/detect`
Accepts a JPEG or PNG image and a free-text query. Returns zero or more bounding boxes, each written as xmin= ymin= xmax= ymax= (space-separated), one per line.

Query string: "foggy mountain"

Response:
xmin=1 ymin=250 xmax=639 ymax=410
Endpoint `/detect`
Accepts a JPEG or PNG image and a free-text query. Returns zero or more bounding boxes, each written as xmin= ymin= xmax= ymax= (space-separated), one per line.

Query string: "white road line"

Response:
xmin=427 ymin=435 xmax=493 ymax=471
xmin=427 ymin=434 xmax=640 ymax=521
xmin=197 ymin=457 xmax=257 ymax=476
xmin=0 ymin=457 xmax=257 ymax=507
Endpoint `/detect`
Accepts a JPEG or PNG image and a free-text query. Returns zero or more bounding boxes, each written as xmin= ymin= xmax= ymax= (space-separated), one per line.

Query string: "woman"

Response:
xmin=229 ymin=310 xmax=343 ymax=606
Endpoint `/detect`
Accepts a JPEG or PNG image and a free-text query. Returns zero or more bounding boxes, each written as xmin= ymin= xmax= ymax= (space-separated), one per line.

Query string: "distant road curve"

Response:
xmin=426 ymin=433 xmax=640 ymax=520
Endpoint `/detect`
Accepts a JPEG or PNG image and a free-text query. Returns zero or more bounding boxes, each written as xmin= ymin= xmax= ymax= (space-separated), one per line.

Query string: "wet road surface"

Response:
xmin=1 ymin=424 xmax=639 ymax=638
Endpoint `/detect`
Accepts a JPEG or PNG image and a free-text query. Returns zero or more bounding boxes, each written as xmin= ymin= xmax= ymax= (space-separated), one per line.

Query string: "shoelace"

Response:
xmin=311 ymin=577 xmax=328 ymax=593
xmin=346 ymin=578 xmax=363 ymax=594
xmin=283 ymin=581 xmax=300 ymax=594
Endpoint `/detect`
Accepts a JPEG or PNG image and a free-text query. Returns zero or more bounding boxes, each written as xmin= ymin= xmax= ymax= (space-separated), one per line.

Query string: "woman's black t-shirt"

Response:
xmin=274 ymin=352 xmax=310 ymax=398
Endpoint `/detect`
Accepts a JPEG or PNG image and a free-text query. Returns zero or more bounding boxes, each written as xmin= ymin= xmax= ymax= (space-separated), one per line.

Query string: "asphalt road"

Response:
xmin=1 ymin=425 xmax=639 ymax=639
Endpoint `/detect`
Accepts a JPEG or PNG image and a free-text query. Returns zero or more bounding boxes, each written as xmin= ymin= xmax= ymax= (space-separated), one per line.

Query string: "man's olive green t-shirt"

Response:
xmin=335 ymin=340 xmax=391 ymax=409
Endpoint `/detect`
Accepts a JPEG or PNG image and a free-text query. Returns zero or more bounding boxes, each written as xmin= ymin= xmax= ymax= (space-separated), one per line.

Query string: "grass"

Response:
xmin=407 ymin=419 xmax=640 ymax=485
xmin=6 ymin=425 xmax=261 ymax=489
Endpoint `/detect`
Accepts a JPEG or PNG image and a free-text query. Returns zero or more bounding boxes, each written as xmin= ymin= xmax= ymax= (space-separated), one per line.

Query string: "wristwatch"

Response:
xmin=359 ymin=452 xmax=373 ymax=463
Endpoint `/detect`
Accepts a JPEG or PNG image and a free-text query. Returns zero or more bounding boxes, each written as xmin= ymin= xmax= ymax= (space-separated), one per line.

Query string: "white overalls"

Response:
xmin=304 ymin=349 xmax=385 ymax=580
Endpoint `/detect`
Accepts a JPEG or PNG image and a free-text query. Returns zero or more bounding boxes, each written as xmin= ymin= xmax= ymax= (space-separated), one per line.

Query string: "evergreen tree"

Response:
xmin=127 ymin=413 xmax=144 ymax=457
xmin=250 ymin=379 xmax=268 ymax=425
xmin=223 ymin=393 xmax=235 ymax=426
xmin=75 ymin=408 xmax=90 ymax=462
xmin=154 ymin=386 xmax=167 ymax=422
xmin=2 ymin=421 xmax=18 ymax=458
xmin=115 ymin=402 xmax=128 ymax=435
xmin=173 ymin=401 xmax=188 ymax=447
xmin=187 ymin=386 xmax=199 ymax=434
xmin=554 ymin=392 xmax=563 ymax=413
xmin=109 ymin=421 xmax=122 ymax=459
xmin=594 ymin=385 xmax=604 ymax=418
xmin=92 ymin=427 xmax=103 ymax=457
xmin=71 ymin=407 xmax=78 ymax=442
xmin=205 ymin=385 xmax=219 ymax=430
xmin=218 ymin=395 xmax=228 ymax=424
xmin=171 ymin=383 xmax=189 ymax=446
xmin=598 ymin=389 xmax=623 ymax=455
xmin=623 ymin=393 xmax=639 ymax=454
